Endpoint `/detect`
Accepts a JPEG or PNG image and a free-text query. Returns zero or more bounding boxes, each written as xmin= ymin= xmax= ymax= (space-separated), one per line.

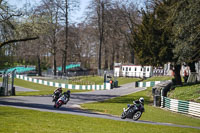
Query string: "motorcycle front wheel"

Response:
xmin=121 ymin=112 xmax=126 ymax=119
xmin=132 ymin=111 xmax=142 ymax=121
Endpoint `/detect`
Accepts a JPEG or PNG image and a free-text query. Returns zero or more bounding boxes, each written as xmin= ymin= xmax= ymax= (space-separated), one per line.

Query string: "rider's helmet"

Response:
xmin=67 ymin=90 xmax=70 ymax=94
xmin=58 ymin=87 xmax=62 ymax=92
xmin=64 ymin=90 xmax=70 ymax=95
xmin=139 ymin=97 xmax=144 ymax=103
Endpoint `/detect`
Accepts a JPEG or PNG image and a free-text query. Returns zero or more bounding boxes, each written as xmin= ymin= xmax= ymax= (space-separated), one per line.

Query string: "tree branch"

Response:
xmin=0 ymin=36 xmax=39 ymax=49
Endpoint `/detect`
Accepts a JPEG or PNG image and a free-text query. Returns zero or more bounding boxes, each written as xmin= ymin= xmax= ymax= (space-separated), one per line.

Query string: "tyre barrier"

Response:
xmin=161 ymin=96 xmax=200 ymax=117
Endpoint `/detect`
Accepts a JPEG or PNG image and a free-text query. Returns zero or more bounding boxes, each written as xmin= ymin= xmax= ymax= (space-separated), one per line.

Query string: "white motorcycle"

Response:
xmin=53 ymin=91 xmax=70 ymax=108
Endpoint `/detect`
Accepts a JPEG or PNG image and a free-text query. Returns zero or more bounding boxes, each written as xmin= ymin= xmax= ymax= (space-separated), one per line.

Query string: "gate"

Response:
xmin=0 ymin=69 xmax=16 ymax=96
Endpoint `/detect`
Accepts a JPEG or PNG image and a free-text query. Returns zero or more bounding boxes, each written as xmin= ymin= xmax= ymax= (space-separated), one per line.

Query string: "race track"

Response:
xmin=0 ymin=82 xmax=199 ymax=130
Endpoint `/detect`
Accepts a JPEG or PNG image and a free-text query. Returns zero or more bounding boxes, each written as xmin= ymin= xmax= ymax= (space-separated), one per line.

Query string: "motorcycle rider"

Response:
xmin=124 ymin=97 xmax=144 ymax=111
xmin=52 ymin=87 xmax=63 ymax=102
xmin=63 ymin=90 xmax=71 ymax=104
xmin=53 ymin=90 xmax=71 ymax=108
xmin=134 ymin=97 xmax=144 ymax=105
xmin=121 ymin=97 xmax=145 ymax=120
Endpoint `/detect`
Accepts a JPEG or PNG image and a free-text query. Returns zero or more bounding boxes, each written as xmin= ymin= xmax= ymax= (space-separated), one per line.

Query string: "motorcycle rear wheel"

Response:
xmin=132 ymin=111 xmax=142 ymax=121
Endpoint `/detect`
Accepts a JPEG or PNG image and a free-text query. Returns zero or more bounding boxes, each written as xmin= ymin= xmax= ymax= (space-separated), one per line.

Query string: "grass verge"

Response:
xmin=35 ymin=76 xmax=140 ymax=86
xmin=117 ymin=77 xmax=141 ymax=86
xmin=0 ymin=106 xmax=199 ymax=133
xmin=81 ymin=87 xmax=200 ymax=127
xmin=143 ymin=76 xmax=173 ymax=82
xmin=0 ymin=78 xmax=86 ymax=96
xmin=1 ymin=76 xmax=140 ymax=96
xmin=168 ymin=83 xmax=200 ymax=103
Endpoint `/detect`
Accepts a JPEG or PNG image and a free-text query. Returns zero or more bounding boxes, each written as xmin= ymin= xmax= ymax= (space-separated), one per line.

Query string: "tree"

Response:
xmin=132 ymin=7 xmax=173 ymax=66
xmin=38 ymin=0 xmax=63 ymax=75
xmin=51 ymin=0 xmax=79 ymax=75
xmin=0 ymin=0 xmax=38 ymax=49
xmin=78 ymin=23 xmax=98 ymax=69
xmin=131 ymin=0 xmax=185 ymax=84
xmin=169 ymin=0 xmax=200 ymax=72
xmin=87 ymin=0 xmax=110 ymax=72
xmin=112 ymin=1 xmax=137 ymax=64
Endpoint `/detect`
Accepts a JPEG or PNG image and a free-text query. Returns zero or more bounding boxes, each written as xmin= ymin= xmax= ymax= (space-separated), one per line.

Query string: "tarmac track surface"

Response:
xmin=0 ymin=82 xmax=200 ymax=130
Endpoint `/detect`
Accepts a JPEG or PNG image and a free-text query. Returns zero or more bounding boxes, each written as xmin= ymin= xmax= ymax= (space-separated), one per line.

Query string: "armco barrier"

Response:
xmin=161 ymin=96 xmax=200 ymax=117
xmin=136 ymin=81 xmax=163 ymax=87
xmin=16 ymin=75 xmax=111 ymax=90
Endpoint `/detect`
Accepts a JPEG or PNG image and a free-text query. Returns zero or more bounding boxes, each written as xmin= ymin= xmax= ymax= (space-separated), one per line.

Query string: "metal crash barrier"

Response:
xmin=152 ymin=80 xmax=200 ymax=117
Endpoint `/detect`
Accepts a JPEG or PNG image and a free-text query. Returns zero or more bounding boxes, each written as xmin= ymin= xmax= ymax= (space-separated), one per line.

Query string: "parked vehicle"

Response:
xmin=53 ymin=90 xmax=70 ymax=108
xmin=121 ymin=98 xmax=145 ymax=121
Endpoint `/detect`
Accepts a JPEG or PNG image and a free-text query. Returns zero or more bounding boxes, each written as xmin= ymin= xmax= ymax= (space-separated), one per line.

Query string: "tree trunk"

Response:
xmin=98 ymin=38 xmax=102 ymax=70
xmin=130 ymin=50 xmax=134 ymax=64
xmin=53 ymin=53 xmax=57 ymax=76
xmin=110 ymin=44 xmax=115 ymax=70
xmin=37 ymin=55 xmax=42 ymax=76
xmin=62 ymin=0 xmax=68 ymax=75
xmin=62 ymin=50 xmax=67 ymax=76
xmin=174 ymin=64 xmax=182 ymax=85
xmin=98 ymin=2 xmax=105 ymax=71
xmin=116 ymin=44 xmax=120 ymax=63
xmin=188 ymin=61 xmax=196 ymax=72
xmin=104 ymin=43 xmax=108 ymax=70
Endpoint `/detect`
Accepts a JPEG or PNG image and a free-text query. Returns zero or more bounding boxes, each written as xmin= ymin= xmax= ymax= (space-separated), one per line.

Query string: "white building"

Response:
xmin=114 ymin=64 xmax=153 ymax=78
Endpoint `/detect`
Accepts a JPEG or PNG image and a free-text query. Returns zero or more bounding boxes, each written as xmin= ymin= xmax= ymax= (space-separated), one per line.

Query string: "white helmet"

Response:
xmin=139 ymin=97 xmax=144 ymax=103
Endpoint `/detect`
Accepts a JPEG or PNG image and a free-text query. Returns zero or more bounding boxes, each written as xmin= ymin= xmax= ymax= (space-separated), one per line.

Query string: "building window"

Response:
xmin=126 ymin=67 xmax=128 ymax=71
xmin=141 ymin=68 xmax=142 ymax=71
xmin=135 ymin=67 xmax=137 ymax=71
xmin=123 ymin=67 xmax=124 ymax=71
xmin=129 ymin=67 xmax=131 ymax=71
xmin=147 ymin=68 xmax=149 ymax=71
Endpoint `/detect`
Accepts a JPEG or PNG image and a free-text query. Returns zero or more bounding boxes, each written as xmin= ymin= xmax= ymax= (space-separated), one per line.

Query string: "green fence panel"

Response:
xmin=178 ymin=100 xmax=189 ymax=113
xmin=143 ymin=82 xmax=146 ymax=87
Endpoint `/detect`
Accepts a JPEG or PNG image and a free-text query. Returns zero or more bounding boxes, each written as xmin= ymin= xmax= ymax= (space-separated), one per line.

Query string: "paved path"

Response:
xmin=0 ymin=82 xmax=143 ymax=107
xmin=0 ymin=82 xmax=200 ymax=130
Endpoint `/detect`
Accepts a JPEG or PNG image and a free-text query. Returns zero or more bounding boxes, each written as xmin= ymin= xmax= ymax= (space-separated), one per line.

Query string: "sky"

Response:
xmin=7 ymin=0 xmax=91 ymax=23
xmin=7 ymin=0 xmax=145 ymax=23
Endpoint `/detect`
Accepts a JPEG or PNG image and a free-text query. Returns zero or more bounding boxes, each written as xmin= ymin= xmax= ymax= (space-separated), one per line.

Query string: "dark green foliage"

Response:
xmin=171 ymin=0 xmax=200 ymax=64
xmin=132 ymin=1 xmax=174 ymax=66
xmin=131 ymin=0 xmax=199 ymax=85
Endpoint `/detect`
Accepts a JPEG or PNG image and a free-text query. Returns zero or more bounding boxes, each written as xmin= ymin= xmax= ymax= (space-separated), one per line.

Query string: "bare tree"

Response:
xmin=52 ymin=0 xmax=79 ymax=75
xmin=38 ymin=0 xmax=63 ymax=75
xmin=0 ymin=0 xmax=39 ymax=49
xmin=113 ymin=0 xmax=140 ymax=64
xmin=87 ymin=0 xmax=114 ymax=73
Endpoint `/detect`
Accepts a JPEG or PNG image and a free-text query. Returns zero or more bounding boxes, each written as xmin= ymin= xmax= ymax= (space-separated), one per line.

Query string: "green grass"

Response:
xmin=0 ymin=78 xmax=86 ymax=96
xmin=37 ymin=76 xmax=104 ymax=85
xmin=143 ymin=76 xmax=173 ymax=82
xmin=81 ymin=87 xmax=200 ymax=127
xmin=168 ymin=83 xmax=200 ymax=103
xmin=36 ymin=76 xmax=140 ymax=85
xmin=0 ymin=106 xmax=199 ymax=133
xmin=117 ymin=77 xmax=141 ymax=86
xmin=1 ymin=76 xmax=140 ymax=96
